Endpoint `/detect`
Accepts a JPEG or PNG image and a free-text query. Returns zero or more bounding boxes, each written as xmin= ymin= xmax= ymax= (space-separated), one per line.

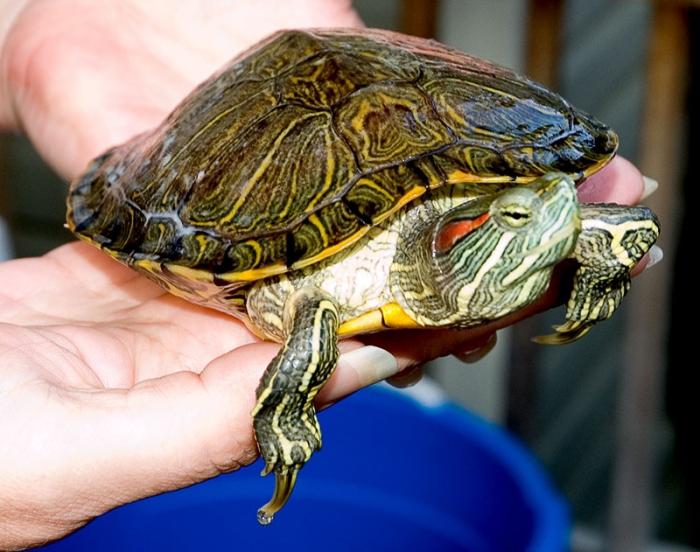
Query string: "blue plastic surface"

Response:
xmin=40 ymin=385 xmax=568 ymax=551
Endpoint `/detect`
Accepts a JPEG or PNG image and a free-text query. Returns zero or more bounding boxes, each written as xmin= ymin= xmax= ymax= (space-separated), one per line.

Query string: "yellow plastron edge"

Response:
xmin=338 ymin=302 xmax=420 ymax=336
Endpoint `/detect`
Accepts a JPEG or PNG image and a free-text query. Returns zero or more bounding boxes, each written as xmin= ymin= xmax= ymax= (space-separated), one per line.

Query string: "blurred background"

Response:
xmin=0 ymin=0 xmax=693 ymax=550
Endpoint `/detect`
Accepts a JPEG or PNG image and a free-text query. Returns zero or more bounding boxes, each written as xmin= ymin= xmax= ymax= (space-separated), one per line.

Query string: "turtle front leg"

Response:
xmin=536 ymin=203 xmax=660 ymax=344
xmin=252 ymin=287 xmax=339 ymax=525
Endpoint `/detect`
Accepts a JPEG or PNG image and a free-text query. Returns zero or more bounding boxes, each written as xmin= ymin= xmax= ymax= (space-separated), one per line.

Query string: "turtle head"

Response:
xmin=391 ymin=173 xmax=581 ymax=327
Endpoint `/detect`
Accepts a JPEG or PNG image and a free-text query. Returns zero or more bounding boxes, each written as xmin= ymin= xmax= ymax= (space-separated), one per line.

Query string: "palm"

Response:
xmin=0 ymin=242 xmax=283 ymax=538
xmin=0 ymin=242 xmax=260 ymax=388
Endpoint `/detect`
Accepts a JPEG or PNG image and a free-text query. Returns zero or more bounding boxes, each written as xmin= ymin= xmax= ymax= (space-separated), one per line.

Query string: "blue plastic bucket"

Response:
xmin=40 ymin=384 xmax=568 ymax=551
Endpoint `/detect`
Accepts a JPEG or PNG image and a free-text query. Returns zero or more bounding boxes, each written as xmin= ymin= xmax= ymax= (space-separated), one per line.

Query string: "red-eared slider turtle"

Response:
xmin=66 ymin=28 xmax=659 ymax=524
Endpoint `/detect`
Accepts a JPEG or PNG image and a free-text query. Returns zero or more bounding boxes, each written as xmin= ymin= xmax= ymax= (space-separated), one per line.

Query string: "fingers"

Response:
xmin=316 ymin=343 xmax=397 ymax=405
xmin=641 ymin=176 xmax=659 ymax=200
xmin=387 ymin=365 xmax=424 ymax=388
xmin=453 ymin=332 xmax=498 ymax=363
xmin=577 ymin=156 xmax=645 ymax=204
xmin=317 ymin=329 xmax=500 ymax=404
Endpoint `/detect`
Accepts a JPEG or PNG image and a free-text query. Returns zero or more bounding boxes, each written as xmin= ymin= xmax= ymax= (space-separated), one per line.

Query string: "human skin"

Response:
xmin=0 ymin=0 xmax=647 ymax=548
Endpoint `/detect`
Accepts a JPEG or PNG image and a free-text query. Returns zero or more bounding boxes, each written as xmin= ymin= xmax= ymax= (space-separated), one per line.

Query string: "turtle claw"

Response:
xmin=257 ymin=468 xmax=299 ymax=525
xmin=532 ymin=322 xmax=592 ymax=345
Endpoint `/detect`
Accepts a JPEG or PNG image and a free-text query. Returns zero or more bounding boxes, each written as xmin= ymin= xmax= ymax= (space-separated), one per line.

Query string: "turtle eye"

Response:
xmin=498 ymin=205 xmax=534 ymax=228
xmin=491 ymin=188 xmax=542 ymax=230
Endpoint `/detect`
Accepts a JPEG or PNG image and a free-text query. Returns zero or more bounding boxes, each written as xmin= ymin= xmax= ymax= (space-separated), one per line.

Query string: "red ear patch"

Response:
xmin=435 ymin=213 xmax=490 ymax=253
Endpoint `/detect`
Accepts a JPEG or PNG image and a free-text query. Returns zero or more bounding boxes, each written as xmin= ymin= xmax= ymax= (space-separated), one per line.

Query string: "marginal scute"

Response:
xmin=180 ymin=232 xmax=228 ymax=270
xmin=501 ymin=146 xmax=562 ymax=176
xmin=434 ymin=145 xmax=510 ymax=180
xmin=286 ymin=213 xmax=334 ymax=265
xmin=139 ymin=217 xmax=181 ymax=258
xmin=225 ymin=234 xmax=287 ymax=274
xmin=301 ymin=201 xmax=364 ymax=248
xmin=98 ymin=203 xmax=147 ymax=251
xmin=344 ymin=164 xmax=426 ymax=223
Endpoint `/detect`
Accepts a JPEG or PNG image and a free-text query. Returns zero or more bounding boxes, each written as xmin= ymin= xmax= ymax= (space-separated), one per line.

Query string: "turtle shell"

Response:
xmin=67 ymin=28 xmax=617 ymax=284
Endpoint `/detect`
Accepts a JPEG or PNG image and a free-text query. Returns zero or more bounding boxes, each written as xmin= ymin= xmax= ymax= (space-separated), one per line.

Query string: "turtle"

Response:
xmin=66 ymin=28 xmax=660 ymax=524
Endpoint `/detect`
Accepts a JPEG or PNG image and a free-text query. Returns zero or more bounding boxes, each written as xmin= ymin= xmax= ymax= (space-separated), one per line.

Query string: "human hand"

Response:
xmin=0 ymin=166 xmax=648 ymax=551
xmin=0 ymin=1 xmax=650 ymax=548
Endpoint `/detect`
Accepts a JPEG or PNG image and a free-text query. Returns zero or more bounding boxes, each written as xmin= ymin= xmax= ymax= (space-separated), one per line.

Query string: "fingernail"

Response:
xmin=646 ymin=245 xmax=664 ymax=269
xmin=341 ymin=346 xmax=399 ymax=386
xmin=454 ymin=333 xmax=498 ymax=364
xmin=641 ymin=176 xmax=658 ymax=200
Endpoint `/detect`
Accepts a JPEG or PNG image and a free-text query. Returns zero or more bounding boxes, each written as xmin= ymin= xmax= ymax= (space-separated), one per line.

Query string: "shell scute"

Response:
xmin=278 ymin=50 xmax=418 ymax=109
xmin=420 ymin=72 xmax=573 ymax=151
xmin=334 ymin=82 xmax=453 ymax=170
xmin=179 ymin=105 xmax=357 ymax=238
xmin=225 ymin=30 xmax=328 ymax=82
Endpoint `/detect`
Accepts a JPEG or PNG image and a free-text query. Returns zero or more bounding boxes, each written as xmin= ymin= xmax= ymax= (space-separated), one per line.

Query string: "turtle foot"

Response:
xmin=253 ymin=401 xmax=322 ymax=524
xmin=257 ymin=469 xmax=299 ymax=525
xmin=533 ymin=321 xmax=592 ymax=345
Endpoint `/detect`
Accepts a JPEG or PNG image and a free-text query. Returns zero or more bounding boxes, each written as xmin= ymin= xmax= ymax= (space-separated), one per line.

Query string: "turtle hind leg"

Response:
xmin=535 ymin=203 xmax=659 ymax=345
xmin=252 ymin=287 xmax=339 ymax=525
